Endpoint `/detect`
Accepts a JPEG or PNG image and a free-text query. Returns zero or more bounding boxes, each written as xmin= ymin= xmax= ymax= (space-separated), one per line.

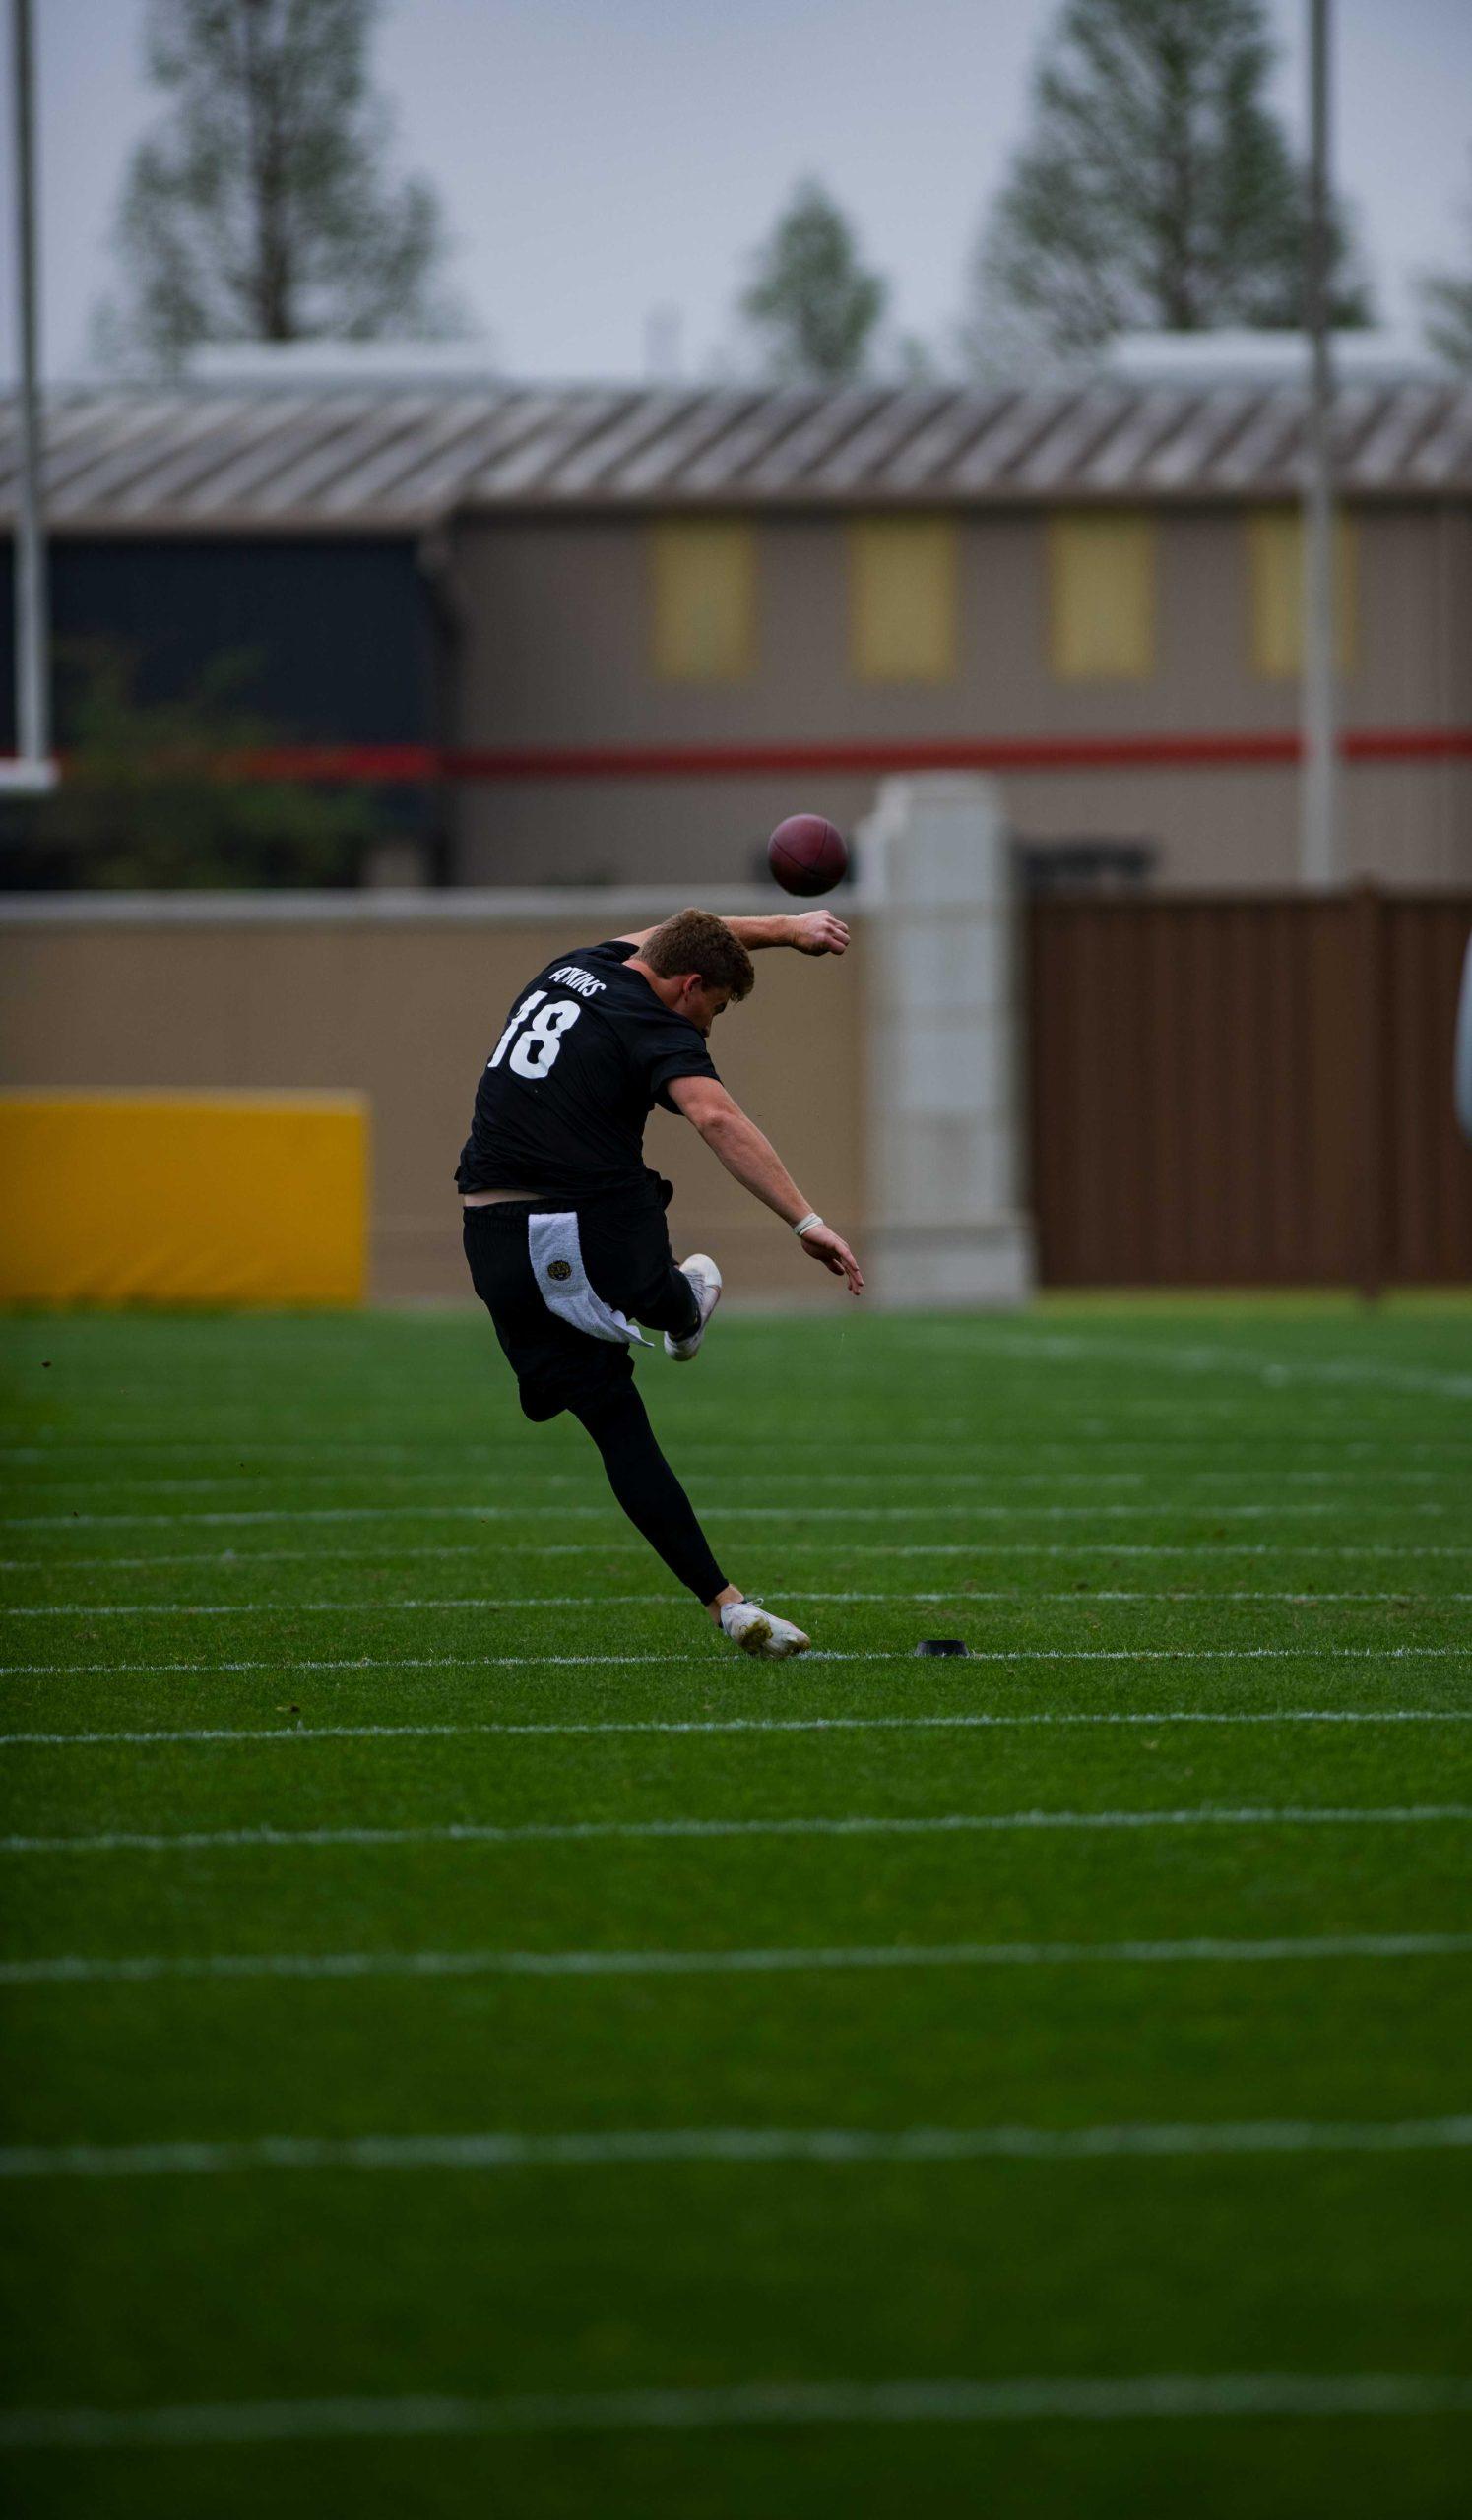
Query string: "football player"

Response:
xmin=458 ymin=908 xmax=863 ymax=1658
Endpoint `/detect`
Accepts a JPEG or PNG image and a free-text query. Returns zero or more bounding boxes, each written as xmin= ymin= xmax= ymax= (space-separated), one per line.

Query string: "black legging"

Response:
xmin=571 ymin=1379 xmax=727 ymax=1605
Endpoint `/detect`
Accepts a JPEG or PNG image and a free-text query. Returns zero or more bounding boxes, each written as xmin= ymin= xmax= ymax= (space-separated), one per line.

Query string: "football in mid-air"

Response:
xmin=768 ymin=813 xmax=849 ymax=897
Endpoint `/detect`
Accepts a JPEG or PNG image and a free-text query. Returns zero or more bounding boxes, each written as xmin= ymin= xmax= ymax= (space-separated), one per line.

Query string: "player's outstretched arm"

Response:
xmin=669 ymin=1076 xmax=864 ymax=1294
xmin=616 ymin=912 xmax=849 ymax=957
xmin=726 ymin=912 xmax=849 ymax=956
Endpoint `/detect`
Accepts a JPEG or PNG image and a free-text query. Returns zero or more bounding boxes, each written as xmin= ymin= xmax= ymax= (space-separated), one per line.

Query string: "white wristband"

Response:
xmin=793 ymin=1211 xmax=823 ymax=1239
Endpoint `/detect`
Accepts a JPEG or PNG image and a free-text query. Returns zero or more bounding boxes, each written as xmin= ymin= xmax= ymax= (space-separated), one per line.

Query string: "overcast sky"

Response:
xmin=8 ymin=0 xmax=1472 ymax=381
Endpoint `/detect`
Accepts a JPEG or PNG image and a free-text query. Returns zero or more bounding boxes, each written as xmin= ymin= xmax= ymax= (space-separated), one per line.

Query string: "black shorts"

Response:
xmin=463 ymin=1176 xmax=701 ymax=1422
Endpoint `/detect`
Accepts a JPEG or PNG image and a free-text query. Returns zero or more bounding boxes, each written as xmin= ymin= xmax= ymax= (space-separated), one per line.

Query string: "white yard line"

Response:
xmin=9 ymin=1434 xmax=1466 ymax=1459
xmin=1 ymin=1589 xmax=1464 ymax=1617
xmin=887 ymin=1327 xmax=1472 ymax=1402
xmin=4 ymin=2371 xmax=1470 ymax=2449
xmin=5 ymin=1805 xmax=1468 ymax=1858
xmin=778 ymin=1589 xmax=1459 ymax=1605
xmin=0 ymin=1547 xmax=493 ymax=1571
xmin=5 ymin=1582 xmax=1461 ymax=1622
xmin=0 ymin=1501 xmax=1448 ymax=1530
xmin=7 ymin=1466 xmax=1458 ymax=1498
xmin=5 ymin=1543 xmax=1469 ymax=1569
xmin=0 ymin=1594 xmax=666 ymax=1615
xmin=4 ymin=1929 xmax=1468 ymax=1987
xmin=4 ymin=2113 xmax=1471 ymax=2180
xmin=6 ymin=1708 xmax=1472 ymax=1749
xmin=3 ymin=1645 xmax=1467 ymax=1679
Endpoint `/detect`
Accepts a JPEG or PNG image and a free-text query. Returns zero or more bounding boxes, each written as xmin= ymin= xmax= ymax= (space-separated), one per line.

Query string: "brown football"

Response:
xmin=768 ymin=813 xmax=849 ymax=897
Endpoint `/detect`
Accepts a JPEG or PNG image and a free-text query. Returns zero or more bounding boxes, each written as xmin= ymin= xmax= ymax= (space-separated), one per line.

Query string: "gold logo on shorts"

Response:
xmin=547 ymin=1258 xmax=573 ymax=1283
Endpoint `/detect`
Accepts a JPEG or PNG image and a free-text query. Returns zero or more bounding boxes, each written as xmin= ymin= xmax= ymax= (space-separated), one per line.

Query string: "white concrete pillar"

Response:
xmin=858 ymin=774 xmax=1034 ymax=1308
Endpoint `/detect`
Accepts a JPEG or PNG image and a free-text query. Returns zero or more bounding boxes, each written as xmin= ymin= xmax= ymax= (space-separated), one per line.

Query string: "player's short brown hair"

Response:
xmin=641 ymin=909 xmax=754 ymax=1002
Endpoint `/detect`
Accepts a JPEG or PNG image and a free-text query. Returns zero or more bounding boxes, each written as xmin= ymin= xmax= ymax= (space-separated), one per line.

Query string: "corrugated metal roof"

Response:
xmin=2 ymin=379 xmax=1470 ymax=531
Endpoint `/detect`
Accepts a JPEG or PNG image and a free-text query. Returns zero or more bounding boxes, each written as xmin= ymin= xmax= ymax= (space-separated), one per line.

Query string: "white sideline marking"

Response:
xmin=3 ymin=2371 xmax=1470 ymax=2448
xmin=4 ymin=1930 xmax=1468 ymax=1987
xmin=3 ymin=1644 xmax=1466 ymax=1680
xmin=3 ymin=1644 xmax=1468 ymax=1679
xmin=6 ymin=1709 xmax=1472 ymax=1749
xmin=5 ymin=1543 xmax=1469 ymax=1570
xmin=5 ymin=2113 xmax=1471 ymax=2181
xmin=5 ymin=1589 xmax=1464 ymax=1617
xmin=5 ymin=1805 xmax=1468 ymax=1857
xmin=1 ymin=1501 xmax=1447 ymax=1530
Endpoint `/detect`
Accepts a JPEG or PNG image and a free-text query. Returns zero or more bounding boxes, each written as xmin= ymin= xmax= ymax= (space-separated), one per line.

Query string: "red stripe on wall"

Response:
xmin=10 ymin=727 xmax=1472 ymax=786
xmin=449 ymin=734 xmax=1312 ymax=779
xmin=237 ymin=744 xmax=444 ymax=782
xmin=1341 ymin=727 xmax=1472 ymax=762
xmin=451 ymin=727 xmax=1472 ymax=778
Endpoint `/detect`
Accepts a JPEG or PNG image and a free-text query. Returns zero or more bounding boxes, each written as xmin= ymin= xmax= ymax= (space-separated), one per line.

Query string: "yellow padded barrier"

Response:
xmin=0 ymin=1091 xmax=368 ymax=1307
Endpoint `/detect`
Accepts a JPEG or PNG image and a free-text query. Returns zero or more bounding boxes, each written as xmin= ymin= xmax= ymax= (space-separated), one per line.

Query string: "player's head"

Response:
xmin=640 ymin=909 xmax=755 ymax=1035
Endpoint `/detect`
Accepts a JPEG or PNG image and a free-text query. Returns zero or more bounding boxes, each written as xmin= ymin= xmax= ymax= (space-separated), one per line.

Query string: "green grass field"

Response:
xmin=1 ymin=1297 xmax=1470 ymax=2519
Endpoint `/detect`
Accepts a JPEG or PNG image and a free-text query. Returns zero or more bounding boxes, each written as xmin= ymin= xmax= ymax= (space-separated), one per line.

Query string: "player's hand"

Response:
xmin=791 ymin=912 xmax=850 ymax=957
xmin=799 ymin=1222 xmax=864 ymax=1294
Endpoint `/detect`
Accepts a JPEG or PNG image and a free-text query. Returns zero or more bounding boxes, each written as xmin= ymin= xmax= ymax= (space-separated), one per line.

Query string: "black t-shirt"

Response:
xmin=456 ymin=940 xmax=722 ymax=1198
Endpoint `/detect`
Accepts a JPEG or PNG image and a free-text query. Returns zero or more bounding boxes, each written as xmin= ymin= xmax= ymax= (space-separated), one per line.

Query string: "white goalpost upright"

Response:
xmin=1300 ymin=0 xmax=1337 ymax=888
xmin=2 ymin=0 xmax=56 ymax=797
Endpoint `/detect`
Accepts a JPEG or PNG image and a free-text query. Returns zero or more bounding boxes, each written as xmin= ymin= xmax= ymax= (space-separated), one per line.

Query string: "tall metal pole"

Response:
xmin=1301 ymin=0 xmax=1337 ymax=888
xmin=9 ymin=0 xmax=51 ymax=777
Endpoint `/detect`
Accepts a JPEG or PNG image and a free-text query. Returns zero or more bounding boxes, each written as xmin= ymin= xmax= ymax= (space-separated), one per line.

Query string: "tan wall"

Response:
xmin=446 ymin=505 xmax=1472 ymax=892
xmin=443 ymin=757 xmax=1472 ymax=896
xmin=0 ymin=906 xmax=867 ymax=1304
xmin=1007 ymin=759 xmax=1472 ymax=889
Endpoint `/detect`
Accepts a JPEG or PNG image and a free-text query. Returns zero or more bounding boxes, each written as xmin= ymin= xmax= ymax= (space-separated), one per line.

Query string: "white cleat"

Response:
xmin=720 ymin=1600 xmax=812 ymax=1660
xmin=665 ymin=1253 xmax=723 ymax=1361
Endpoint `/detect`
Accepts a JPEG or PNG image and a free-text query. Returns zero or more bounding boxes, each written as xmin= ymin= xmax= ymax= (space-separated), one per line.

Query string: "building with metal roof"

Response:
xmin=4 ymin=370 xmax=1472 ymax=527
xmin=2 ymin=366 xmax=1469 ymax=891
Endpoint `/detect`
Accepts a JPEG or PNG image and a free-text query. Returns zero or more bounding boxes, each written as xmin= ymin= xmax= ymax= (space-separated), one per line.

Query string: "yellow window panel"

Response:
xmin=1248 ymin=508 xmax=1357 ymax=677
xmin=1048 ymin=511 xmax=1156 ymax=680
xmin=848 ymin=516 xmax=958 ymax=682
xmin=650 ymin=519 xmax=756 ymax=682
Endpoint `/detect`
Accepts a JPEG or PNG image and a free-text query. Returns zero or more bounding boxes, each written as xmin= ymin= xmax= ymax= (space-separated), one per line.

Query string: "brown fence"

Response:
xmin=1027 ymin=890 xmax=1472 ymax=1288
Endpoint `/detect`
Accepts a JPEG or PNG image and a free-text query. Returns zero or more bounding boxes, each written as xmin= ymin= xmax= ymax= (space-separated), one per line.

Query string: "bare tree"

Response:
xmin=96 ymin=0 xmax=467 ymax=366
